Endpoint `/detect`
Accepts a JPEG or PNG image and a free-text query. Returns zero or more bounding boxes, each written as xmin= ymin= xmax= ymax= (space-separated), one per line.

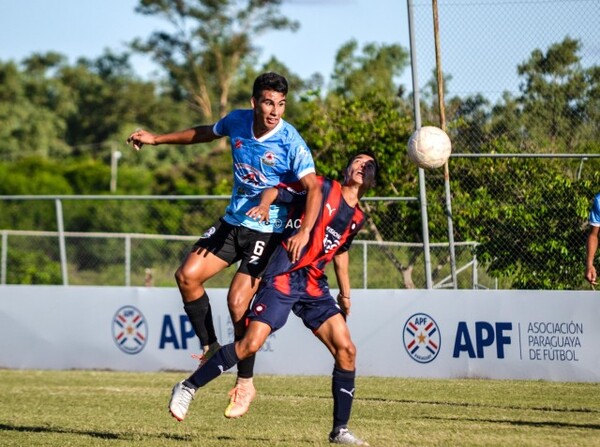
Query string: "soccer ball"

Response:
xmin=407 ymin=126 xmax=452 ymax=169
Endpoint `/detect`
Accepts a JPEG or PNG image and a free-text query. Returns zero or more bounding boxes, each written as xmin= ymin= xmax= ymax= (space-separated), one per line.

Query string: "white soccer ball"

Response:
xmin=407 ymin=126 xmax=452 ymax=169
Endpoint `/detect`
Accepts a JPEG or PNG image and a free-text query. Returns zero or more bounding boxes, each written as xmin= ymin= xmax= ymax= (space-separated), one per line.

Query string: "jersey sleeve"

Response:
xmin=336 ymin=219 xmax=365 ymax=255
xmin=213 ymin=111 xmax=236 ymax=137
xmin=589 ymin=193 xmax=600 ymax=226
xmin=276 ymin=187 xmax=307 ymax=205
xmin=288 ymin=133 xmax=316 ymax=180
xmin=274 ymin=180 xmax=308 ymax=204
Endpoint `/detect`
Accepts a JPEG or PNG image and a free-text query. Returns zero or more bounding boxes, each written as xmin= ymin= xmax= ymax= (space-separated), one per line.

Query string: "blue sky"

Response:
xmin=0 ymin=0 xmax=411 ymax=84
xmin=1 ymin=0 xmax=597 ymax=103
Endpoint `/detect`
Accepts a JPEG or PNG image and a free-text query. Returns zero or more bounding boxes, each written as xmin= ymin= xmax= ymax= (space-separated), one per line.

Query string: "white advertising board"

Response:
xmin=0 ymin=286 xmax=597 ymax=382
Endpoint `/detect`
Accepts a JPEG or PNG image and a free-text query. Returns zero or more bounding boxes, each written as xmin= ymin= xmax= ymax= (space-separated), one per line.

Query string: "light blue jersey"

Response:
xmin=213 ymin=109 xmax=315 ymax=233
xmin=590 ymin=192 xmax=600 ymax=226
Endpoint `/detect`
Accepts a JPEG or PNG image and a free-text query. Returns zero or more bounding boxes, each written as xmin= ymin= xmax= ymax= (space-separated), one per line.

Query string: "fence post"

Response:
xmin=362 ymin=241 xmax=368 ymax=289
xmin=407 ymin=0 xmax=433 ymax=288
xmin=55 ymin=199 xmax=68 ymax=285
xmin=472 ymin=252 xmax=478 ymax=289
xmin=125 ymin=235 xmax=131 ymax=287
xmin=1 ymin=231 xmax=7 ymax=285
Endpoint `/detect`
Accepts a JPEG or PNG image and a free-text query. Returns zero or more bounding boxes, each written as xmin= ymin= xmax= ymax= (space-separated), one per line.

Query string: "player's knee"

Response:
xmin=228 ymin=291 xmax=251 ymax=316
xmin=175 ymin=265 xmax=197 ymax=287
xmin=336 ymin=340 xmax=356 ymax=363
xmin=237 ymin=338 xmax=262 ymax=358
xmin=174 ymin=267 xmax=186 ymax=286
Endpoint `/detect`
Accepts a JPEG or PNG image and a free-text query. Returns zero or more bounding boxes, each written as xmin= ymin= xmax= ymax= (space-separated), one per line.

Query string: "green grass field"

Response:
xmin=0 ymin=369 xmax=598 ymax=446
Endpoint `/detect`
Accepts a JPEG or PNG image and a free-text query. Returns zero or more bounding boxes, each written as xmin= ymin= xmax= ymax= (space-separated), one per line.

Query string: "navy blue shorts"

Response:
xmin=192 ymin=218 xmax=283 ymax=279
xmin=247 ymin=274 xmax=342 ymax=333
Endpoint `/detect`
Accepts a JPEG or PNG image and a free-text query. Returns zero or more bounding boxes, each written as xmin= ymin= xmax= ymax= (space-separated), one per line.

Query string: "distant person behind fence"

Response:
xmin=585 ymin=192 xmax=600 ymax=286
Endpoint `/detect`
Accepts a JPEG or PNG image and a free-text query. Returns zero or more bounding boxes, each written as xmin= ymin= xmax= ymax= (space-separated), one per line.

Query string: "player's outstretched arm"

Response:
xmin=333 ymin=251 xmax=352 ymax=315
xmin=585 ymin=225 xmax=600 ymax=285
xmin=126 ymin=125 xmax=219 ymax=151
xmin=286 ymin=173 xmax=321 ymax=262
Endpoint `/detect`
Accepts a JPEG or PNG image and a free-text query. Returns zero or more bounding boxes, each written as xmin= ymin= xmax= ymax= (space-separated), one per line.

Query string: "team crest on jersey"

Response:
xmin=261 ymin=151 xmax=276 ymax=166
xmin=253 ymin=303 xmax=267 ymax=315
xmin=234 ymin=138 xmax=243 ymax=149
xmin=403 ymin=313 xmax=441 ymax=364
xmin=201 ymin=226 xmax=216 ymax=239
xmin=112 ymin=305 xmax=148 ymax=355
xmin=236 ymin=163 xmax=268 ymax=186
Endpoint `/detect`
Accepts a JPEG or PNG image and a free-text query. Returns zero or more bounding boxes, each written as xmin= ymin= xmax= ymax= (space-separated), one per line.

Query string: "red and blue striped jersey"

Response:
xmin=262 ymin=176 xmax=366 ymax=297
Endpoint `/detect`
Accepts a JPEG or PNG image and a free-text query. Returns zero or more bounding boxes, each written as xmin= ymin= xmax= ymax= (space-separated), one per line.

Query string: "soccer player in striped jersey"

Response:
xmin=127 ymin=72 xmax=322 ymax=418
xmin=168 ymin=151 xmax=377 ymax=446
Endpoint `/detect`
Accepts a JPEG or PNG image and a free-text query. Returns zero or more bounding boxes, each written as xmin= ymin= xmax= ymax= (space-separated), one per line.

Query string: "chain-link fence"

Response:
xmin=403 ymin=0 xmax=599 ymax=289
xmin=1 ymin=1 xmax=598 ymax=290
xmin=410 ymin=0 xmax=598 ymax=108
xmin=0 ymin=195 xmax=430 ymax=289
xmin=1 ymin=152 xmax=599 ymax=291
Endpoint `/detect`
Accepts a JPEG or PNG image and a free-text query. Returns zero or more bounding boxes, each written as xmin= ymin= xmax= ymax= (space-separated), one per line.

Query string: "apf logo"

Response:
xmin=112 ymin=305 xmax=148 ymax=354
xmin=403 ymin=313 xmax=441 ymax=364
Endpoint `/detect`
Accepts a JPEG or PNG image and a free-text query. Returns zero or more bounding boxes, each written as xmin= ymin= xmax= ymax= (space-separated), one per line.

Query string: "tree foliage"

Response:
xmin=0 ymin=0 xmax=598 ymax=292
xmin=131 ymin=0 xmax=299 ymax=121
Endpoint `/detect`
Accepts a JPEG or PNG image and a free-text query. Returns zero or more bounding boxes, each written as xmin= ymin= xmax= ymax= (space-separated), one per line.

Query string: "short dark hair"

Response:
xmin=252 ymin=72 xmax=289 ymax=99
xmin=346 ymin=150 xmax=380 ymax=181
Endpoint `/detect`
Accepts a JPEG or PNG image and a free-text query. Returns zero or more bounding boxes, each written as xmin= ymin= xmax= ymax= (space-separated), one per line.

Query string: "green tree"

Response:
xmin=0 ymin=57 xmax=72 ymax=161
xmin=516 ymin=37 xmax=592 ymax=152
xmin=131 ymin=0 xmax=299 ymax=122
xmin=450 ymin=158 xmax=598 ymax=289
xmin=330 ymin=40 xmax=409 ymax=99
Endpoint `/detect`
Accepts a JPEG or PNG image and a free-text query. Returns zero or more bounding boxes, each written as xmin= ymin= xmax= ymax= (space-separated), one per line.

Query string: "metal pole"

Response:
xmin=110 ymin=147 xmax=122 ymax=193
xmin=55 ymin=199 xmax=69 ymax=285
xmin=1 ymin=231 xmax=7 ymax=285
xmin=363 ymin=241 xmax=368 ymax=289
xmin=472 ymin=252 xmax=478 ymax=289
xmin=125 ymin=235 xmax=131 ymax=287
xmin=407 ymin=0 xmax=433 ymax=288
xmin=432 ymin=0 xmax=458 ymax=289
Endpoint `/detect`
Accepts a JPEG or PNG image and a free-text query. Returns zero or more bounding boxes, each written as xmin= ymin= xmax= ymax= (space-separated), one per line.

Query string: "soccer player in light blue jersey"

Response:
xmin=585 ymin=192 xmax=600 ymax=285
xmin=127 ymin=72 xmax=321 ymax=418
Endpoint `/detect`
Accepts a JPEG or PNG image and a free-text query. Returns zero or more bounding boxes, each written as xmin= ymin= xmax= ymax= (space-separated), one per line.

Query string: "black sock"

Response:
xmin=332 ymin=366 xmax=355 ymax=431
xmin=183 ymin=293 xmax=218 ymax=347
xmin=185 ymin=343 xmax=239 ymax=389
xmin=234 ymin=334 xmax=255 ymax=379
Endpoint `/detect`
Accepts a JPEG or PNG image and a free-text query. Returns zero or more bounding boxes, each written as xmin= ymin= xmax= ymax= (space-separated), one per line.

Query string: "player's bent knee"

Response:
xmin=228 ymin=293 xmax=252 ymax=316
xmin=174 ymin=268 xmax=183 ymax=285
xmin=175 ymin=266 xmax=198 ymax=288
xmin=336 ymin=340 xmax=357 ymax=363
xmin=237 ymin=338 xmax=263 ymax=358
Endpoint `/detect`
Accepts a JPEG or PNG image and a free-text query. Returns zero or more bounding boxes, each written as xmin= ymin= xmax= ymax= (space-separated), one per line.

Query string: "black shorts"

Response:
xmin=192 ymin=218 xmax=284 ymax=279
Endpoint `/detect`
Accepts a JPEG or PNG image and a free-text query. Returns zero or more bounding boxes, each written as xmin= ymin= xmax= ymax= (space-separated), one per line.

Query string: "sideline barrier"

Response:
xmin=0 ymin=286 xmax=597 ymax=382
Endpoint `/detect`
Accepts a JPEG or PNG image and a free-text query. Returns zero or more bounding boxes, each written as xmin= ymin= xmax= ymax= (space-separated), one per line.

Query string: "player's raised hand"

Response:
xmin=246 ymin=204 xmax=270 ymax=224
xmin=585 ymin=265 xmax=597 ymax=287
xmin=337 ymin=293 xmax=351 ymax=315
xmin=126 ymin=129 xmax=155 ymax=151
xmin=286 ymin=229 xmax=310 ymax=263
